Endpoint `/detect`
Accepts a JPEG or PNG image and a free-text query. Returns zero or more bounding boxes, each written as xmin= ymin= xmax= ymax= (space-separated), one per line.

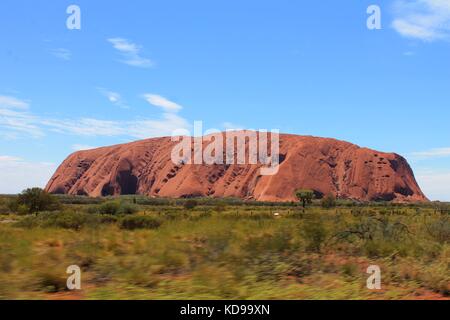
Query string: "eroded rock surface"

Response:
xmin=46 ymin=132 xmax=427 ymax=202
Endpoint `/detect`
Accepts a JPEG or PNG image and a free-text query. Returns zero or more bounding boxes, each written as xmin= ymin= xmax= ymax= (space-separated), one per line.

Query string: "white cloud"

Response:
xmin=142 ymin=94 xmax=182 ymax=112
xmin=72 ymin=144 xmax=97 ymax=151
xmin=0 ymin=102 xmax=44 ymax=138
xmin=0 ymin=156 xmax=56 ymax=194
xmin=134 ymin=94 xmax=189 ymax=138
xmin=0 ymin=95 xmax=29 ymax=109
xmin=0 ymin=95 xmax=190 ymax=140
xmin=392 ymin=0 xmax=450 ymax=41
xmin=411 ymin=147 xmax=450 ymax=159
xmin=416 ymin=169 xmax=450 ymax=201
xmin=128 ymin=113 xmax=191 ymax=139
xmin=50 ymin=48 xmax=71 ymax=61
xmin=98 ymin=88 xmax=128 ymax=109
xmin=107 ymin=38 xmax=153 ymax=68
xmin=41 ymin=118 xmax=125 ymax=137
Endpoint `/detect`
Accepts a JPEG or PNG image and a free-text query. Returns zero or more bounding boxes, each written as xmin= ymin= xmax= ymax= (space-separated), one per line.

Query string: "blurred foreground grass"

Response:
xmin=0 ymin=196 xmax=448 ymax=300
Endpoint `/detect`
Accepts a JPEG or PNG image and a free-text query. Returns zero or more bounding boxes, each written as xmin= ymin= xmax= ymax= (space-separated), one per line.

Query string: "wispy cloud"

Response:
xmin=0 ymin=95 xmax=190 ymax=140
xmin=98 ymin=88 xmax=129 ymax=109
xmin=136 ymin=94 xmax=189 ymax=137
xmin=41 ymin=118 xmax=125 ymax=137
xmin=411 ymin=147 xmax=450 ymax=159
xmin=0 ymin=156 xmax=56 ymax=194
xmin=0 ymin=95 xmax=29 ymax=109
xmin=72 ymin=144 xmax=97 ymax=151
xmin=128 ymin=113 xmax=191 ymax=139
xmin=50 ymin=48 xmax=72 ymax=61
xmin=392 ymin=0 xmax=450 ymax=41
xmin=142 ymin=94 xmax=182 ymax=112
xmin=0 ymin=96 xmax=44 ymax=138
xmin=108 ymin=38 xmax=153 ymax=68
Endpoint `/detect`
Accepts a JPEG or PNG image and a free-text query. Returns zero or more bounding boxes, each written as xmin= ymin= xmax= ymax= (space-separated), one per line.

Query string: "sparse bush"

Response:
xmin=118 ymin=202 xmax=140 ymax=215
xmin=0 ymin=198 xmax=11 ymax=214
xmin=119 ymin=216 xmax=162 ymax=230
xmin=301 ymin=216 xmax=327 ymax=252
xmin=15 ymin=211 xmax=117 ymax=230
xmin=93 ymin=201 xmax=139 ymax=215
xmin=321 ymin=193 xmax=336 ymax=209
xmin=426 ymin=217 xmax=450 ymax=243
xmin=6 ymin=198 xmax=19 ymax=213
xmin=16 ymin=188 xmax=60 ymax=214
xmin=183 ymin=199 xmax=198 ymax=210
xmin=35 ymin=271 xmax=67 ymax=293
xmin=341 ymin=263 xmax=359 ymax=278
xmin=214 ymin=202 xmax=227 ymax=213
xmin=98 ymin=201 xmax=121 ymax=215
xmin=363 ymin=240 xmax=396 ymax=258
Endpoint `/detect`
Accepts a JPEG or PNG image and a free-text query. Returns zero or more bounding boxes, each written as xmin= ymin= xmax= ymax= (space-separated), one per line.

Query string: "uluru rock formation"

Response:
xmin=45 ymin=132 xmax=427 ymax=202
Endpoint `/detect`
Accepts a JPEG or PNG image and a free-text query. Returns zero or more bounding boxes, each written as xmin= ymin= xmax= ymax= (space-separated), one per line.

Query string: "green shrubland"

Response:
xmin=0 ymin=194 xmax=448 ymax=300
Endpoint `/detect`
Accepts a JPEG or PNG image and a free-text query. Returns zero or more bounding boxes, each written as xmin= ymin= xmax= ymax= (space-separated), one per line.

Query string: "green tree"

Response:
xmin=295 ymin=189 xmax=314 ymax=208
xmin=17 ymin=188 xmax=59 ymax=214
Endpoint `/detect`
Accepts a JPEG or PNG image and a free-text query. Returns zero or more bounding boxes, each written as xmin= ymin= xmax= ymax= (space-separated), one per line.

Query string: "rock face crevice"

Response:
xmin=45 ymin=132 xmax=428 ymax=202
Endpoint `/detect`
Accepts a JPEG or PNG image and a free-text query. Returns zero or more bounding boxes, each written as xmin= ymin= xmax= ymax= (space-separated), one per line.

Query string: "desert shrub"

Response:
xmin=91 ymin=201 xmax=139 ymax=215
xmin=14 ymin=215 xmax=39 ymax=228
xmin=45 ymin=212 xmax=92 ymax=230
xmin=0 ymin=198 xmax=11 ymax=214
xmin=341 ymin=263 xmax=359 ymax=278
xmin=35 ymin=271 xmax=67 ymax=293
xmin=246 ymin=229 xmax=293 ymax=255
xmin=118 ymin=202 xmax=140 ymax=215
xmin=333 ymin=216 xmax=412 ymax=243
xmin=53 ymin=195 xmax=104 ymax=205
xmin=321 ymin=193 xmax=336 ymax=209
xmin=300 ymin=216 xmax=328 ymax=252
xmin=98 ymin=201 xmax=121 ymax=215
xmin=6 ymin=199 xmax=20 ymax=213
xmin=363 ymin=240 xmax=397 ymax=258
xmin=213 ymin=202 xmax=227 ymax=213
xmin=183 ymin=199 xmax=198 ymax=210
xmin=15 ymin=211 xmax=117 ymax=230
xmin=86 ymin=204 xmax=100 ymax=214
xmin=161 ymin=211 xmax=183 ymax=220
xmin=15 ymin=188 xmax=60 ymax=214
xmin=119 ymin=216 xmax=162 ymax=230
xmin=425 ymin=217 xmax=450 ymax=243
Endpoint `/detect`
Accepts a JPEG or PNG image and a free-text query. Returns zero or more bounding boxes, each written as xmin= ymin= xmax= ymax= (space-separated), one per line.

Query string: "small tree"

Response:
xmin=17 ymin=188 xmax=59 ymax=214
xmin=321 ymin=193 xmax=336 ymax=209
xmin=295 ymin=189 xmax=314 ymax=208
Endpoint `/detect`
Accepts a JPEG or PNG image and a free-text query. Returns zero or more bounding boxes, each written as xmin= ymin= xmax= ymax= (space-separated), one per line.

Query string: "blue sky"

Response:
xmin=0 ymin=0 xmax=449 ymax=200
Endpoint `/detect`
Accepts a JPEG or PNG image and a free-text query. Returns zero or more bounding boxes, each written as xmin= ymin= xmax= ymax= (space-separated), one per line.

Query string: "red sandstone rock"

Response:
xmin=45 ymin=132 xmax=428 ymax=202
